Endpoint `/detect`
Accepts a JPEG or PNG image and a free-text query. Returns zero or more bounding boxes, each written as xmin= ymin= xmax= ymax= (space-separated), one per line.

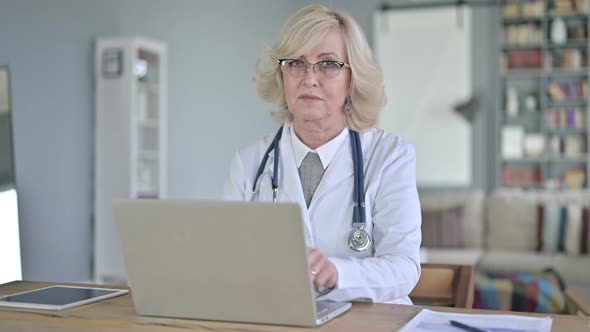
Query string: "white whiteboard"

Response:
xmin=374 ymin=7 xmax=472 ymax=187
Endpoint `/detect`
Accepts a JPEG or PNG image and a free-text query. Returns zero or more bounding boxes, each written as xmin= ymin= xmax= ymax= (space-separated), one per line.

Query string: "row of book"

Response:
xmin=542 ymin=168 xmax=587 ymax=190
xmin=503 ymin=24 xmax=543 ymax=46
xmin=562 ymin=20 xmax=587 ymax=41
xmin=503 ymin=50 xmax=543 ymax=69
xmin=550 ymin=134 xmax=588 ymax=157
xmin=550 ymin=0 xmax=589 ymax=14
xmin=503 ymin=1 xmax=544 ymax=19
xmin=502 ymin=51 xmax=589 ymax=71
xmin=502 ymin=0 xmax=588 ymax=19
xmin=547 ymin=108 xmax=586 ymax=129
xmin=502 ymin=126 xmax=587 ymax=159
xmin=548 ymin=49 xmax=588 ymax=70
xmin=502 ymin=165 xmax=541 ymax=187
xmin=503 ymin=19 xmax=587 ymax=48
xmin=546 ymin=79 xmax=589 ymax=101
xmin=502 ymin=165 xmax=586 ymax=190
xmin=563 ymin=168 xmax=586 ymax=189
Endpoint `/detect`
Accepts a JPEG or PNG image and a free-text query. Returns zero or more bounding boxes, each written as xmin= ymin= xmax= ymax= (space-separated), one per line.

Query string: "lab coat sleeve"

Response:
xmin=323 ymin=141 xmax=422 ymax=303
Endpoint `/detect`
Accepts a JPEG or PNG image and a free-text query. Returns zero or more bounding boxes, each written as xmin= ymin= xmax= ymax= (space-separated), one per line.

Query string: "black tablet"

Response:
xmin=0 ymin=285 xmax=129 ymax=310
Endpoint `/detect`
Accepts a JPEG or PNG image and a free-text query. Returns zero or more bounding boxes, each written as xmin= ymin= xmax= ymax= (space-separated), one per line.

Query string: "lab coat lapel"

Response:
xmin=311 ymin=134 xmax=355 ymax=206
xmin=261 ymin=125 xmax=305 ymax=206
xmin=269 ymin=124 xmax=314 ymax=245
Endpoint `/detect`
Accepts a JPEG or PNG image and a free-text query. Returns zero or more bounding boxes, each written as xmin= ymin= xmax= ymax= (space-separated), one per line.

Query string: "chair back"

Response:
xmin=409 ymin=263 xmax=474 ymax=308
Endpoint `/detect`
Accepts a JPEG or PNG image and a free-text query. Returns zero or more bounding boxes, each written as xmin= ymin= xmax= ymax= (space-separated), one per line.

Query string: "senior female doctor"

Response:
xmin=223 ymin=4 xmax=421 ymax=305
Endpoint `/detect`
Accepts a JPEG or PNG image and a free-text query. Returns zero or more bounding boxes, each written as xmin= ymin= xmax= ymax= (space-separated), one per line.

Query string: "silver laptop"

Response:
xmin=113 ymin=200 xmax=351 ymax=327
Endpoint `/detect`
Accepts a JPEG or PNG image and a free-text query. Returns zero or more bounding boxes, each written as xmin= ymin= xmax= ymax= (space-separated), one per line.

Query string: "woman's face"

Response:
xmin=281 ymin=29 xmax=351 ymax=128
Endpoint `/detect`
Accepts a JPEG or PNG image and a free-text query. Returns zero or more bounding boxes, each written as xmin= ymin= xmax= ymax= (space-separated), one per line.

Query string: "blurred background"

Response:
xmin=1 ymin=0 xmax=589 ymax=313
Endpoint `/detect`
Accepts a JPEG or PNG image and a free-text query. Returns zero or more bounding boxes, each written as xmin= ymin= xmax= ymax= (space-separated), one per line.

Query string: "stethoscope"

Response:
xmin=252 ymin=126 xmax=372 ymax=252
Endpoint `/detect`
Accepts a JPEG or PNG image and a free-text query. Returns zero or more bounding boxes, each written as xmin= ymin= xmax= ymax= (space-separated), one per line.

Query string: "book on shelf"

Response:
xmin=524 ymin=133 xmax=545 ymax=158
xmin=546 ymin=79 xmax=588 ymax=102
xmin=502 ymin=165 xmax=541 ymax=187
xmin=550 ymin=0 xmax=588 ymax=14
xmin=503 ymin=24 xmax=543 ymax=46
xmin=502 ymin=125 xmax=525 ymax=159
xmin=506 ymin=50 xmax=543 ymax=69
xmin=547 ymin=107 xmax=586 ymax=129
xmin=521 ymin=1 xmax=545 ymax=17
xmin=544 ymin=177 xmax=563 ymax=190
xmin=566 ymin=21 xmax=587 ymax=40
xmin=550 ymin=48 xmax=587 ymax=69
xmin=549 ymin=135 xmax=561 ymax=156
xmin=554 ymin=0 xmax=574 ymax=12
xmin=502 ymin=1 xmax=544 ymax=19
xmin=564 ymin=134 xmax=587 ymax=156
xmin=564 ymin=168 xmax=586 ymax=189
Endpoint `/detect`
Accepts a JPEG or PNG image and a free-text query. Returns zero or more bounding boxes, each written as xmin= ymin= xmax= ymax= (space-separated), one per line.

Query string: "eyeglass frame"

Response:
xmin=277 ymin=59 xmax=351 ymax=79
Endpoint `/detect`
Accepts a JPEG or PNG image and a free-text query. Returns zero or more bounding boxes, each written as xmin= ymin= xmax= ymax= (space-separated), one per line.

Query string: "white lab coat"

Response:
xmin=223 ymin=121 xmax=421 ymax=304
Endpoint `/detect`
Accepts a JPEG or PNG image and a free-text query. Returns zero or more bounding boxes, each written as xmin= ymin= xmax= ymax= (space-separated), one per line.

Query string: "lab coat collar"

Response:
xmin=290 ymin=123 xmax=349 ymax=169
xmin=310 ymin=131 xmax=356 ymax=209
xmin=273 ymin=122 xmax=356 ymax=208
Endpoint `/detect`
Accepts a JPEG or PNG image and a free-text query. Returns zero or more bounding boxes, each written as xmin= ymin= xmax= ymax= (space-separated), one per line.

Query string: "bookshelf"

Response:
xmin=498 ymin=0 xmax=590 ymax=190
xmin=94 ymin=37 xmax=167 ymax=284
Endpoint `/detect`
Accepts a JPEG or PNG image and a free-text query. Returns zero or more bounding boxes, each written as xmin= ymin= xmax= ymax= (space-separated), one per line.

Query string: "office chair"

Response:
xmin=409 ymin=263 xmax=474 ymax=308
xmin=566 ymin=290 xmax=590 ymax=316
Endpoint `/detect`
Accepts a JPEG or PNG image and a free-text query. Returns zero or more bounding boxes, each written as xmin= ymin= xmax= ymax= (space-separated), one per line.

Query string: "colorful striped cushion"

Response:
xmin=537 ymin=204 xmax=590 ymax=255
xmin=474 ymin=269 xmax=568 ymax=314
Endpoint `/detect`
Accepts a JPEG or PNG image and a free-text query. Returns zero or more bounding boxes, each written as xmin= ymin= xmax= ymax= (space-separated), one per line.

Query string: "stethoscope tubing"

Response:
xmin=350 ymin=129 xmax=366 ymax=225
xmin=252 ymin=126 xmax=284 ymax=201
xmin=252 ymin=125 xmax=366 ymax=226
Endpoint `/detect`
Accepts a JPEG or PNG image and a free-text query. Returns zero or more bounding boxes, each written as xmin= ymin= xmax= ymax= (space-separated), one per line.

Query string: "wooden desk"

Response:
xmin=1 ymin=281 xmax=589 ymax=331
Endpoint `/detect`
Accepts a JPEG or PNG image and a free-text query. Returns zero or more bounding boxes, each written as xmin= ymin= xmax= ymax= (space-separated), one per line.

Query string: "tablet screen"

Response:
xmin=0 ymin=285 xmax=128 ymax=309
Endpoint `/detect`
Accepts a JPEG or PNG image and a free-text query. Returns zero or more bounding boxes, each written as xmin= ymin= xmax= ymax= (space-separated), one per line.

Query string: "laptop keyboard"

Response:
xmin=315 ymin=302 xmax=329 ymax=316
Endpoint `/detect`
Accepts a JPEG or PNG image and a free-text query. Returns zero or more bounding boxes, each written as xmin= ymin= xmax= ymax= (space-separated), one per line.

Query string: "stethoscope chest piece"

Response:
xmin=348 ymin=224 xmax=372 ymax=252
xmin=254 ymin=126 xmax=372 ymax=252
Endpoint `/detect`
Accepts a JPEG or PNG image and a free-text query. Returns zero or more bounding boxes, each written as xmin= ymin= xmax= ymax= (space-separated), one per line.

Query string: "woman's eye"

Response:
xmin=289 ymin=60 xmax=305 ymax=67
xmin=320 ymin=61 xmax=340 ymax=69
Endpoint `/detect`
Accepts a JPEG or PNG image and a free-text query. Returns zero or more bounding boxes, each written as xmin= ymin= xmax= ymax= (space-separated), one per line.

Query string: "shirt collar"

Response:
xmin=289 ymin=122 xmax=348 ymax=169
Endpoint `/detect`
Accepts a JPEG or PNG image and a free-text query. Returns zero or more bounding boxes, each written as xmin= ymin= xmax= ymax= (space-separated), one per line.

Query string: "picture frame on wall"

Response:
xmin=102 ymin=48 xmax=123 ymax=78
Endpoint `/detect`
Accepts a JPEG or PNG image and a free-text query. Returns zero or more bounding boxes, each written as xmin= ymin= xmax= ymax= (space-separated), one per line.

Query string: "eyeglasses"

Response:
xmin=278 ymin=59 xmax=350 ymax=80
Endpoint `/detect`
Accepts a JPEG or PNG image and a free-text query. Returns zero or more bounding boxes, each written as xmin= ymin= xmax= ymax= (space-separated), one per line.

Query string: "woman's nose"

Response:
xmin=302 ymin=68 xmax=320 ymax=86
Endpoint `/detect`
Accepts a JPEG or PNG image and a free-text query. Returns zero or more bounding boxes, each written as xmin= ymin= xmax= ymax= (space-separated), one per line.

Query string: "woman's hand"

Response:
xmin=308 ymin=248 xmax=338 ymax=290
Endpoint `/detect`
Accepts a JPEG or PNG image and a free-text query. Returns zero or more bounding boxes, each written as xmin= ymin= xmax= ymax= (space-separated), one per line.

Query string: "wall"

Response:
xmin=0 ymin=0 xmax=296 ymax=282
xmin=0 ymin=0 xmax=494 ymax=282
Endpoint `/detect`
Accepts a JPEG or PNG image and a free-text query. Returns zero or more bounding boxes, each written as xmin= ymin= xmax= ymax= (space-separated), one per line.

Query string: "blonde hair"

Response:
xmin=254 ymin=4 xmax=386 ymax=131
